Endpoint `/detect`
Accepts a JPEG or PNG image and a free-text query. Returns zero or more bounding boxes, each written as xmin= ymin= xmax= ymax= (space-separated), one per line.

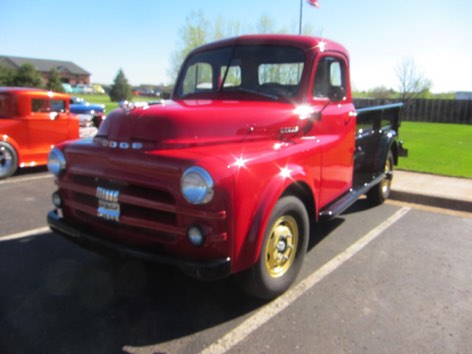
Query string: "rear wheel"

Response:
xmin=239 ymin=196 xmax=309 ymax=300
xmin=0 ymin=142 xmax=18 ymax=179
xmin=367 ymin=151 xmax=394 ymax=205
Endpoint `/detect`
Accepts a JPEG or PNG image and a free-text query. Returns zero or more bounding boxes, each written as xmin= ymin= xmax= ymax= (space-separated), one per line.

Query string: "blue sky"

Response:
xmin=1 ymin=0 xmax=471 ymax=92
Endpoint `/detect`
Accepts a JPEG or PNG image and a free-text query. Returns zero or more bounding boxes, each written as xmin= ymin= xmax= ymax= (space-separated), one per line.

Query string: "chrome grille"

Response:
xmin=58 ymin=171 xmax=225 ymax=244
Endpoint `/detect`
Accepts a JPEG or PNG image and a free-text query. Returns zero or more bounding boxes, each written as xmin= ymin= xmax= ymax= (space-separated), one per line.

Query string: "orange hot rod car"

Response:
xmin=0 ymin=87 xmax=79 ymax=179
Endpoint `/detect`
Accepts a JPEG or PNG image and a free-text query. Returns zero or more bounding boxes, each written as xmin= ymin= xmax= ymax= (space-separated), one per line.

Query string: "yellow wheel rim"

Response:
xmin=381 ymin=157 xmax=393 ymax=195
xmin=264 ymin=215 xmax=299 ymax=278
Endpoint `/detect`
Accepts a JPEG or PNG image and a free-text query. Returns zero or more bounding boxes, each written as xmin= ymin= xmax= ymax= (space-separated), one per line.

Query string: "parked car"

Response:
xmin=61 ymin=83 xmax=73 ymax=93
xmin=133 ymin=88 xmax=161 ymax=97
xmin=69 ymin=96 xmax=106 ymax=128
xmin=73 ymin=84 xmax=94 ymax=94
xmin=0 ymin=87 xmax=79 ymax=179
xmin=92 ymin=84 xmax=106 ymax=94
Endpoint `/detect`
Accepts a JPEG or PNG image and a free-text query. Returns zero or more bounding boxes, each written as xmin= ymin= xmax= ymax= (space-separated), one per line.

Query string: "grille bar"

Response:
xmin=58 ymin=173 xmax=227 ymax=246
xmin=58 ymin=179 xmax=226 ymax=220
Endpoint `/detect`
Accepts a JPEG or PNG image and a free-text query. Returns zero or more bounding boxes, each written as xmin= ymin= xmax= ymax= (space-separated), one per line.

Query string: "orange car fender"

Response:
xmin=1 ymin=135 xmax=21 ymax=162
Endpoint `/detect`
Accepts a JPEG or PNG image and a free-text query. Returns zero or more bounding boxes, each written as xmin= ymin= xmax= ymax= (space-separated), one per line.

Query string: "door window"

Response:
xmin=313 ymin=57 xmax=346 ymax=99
xmin=32 ymin=99 xmax=50 ymax=113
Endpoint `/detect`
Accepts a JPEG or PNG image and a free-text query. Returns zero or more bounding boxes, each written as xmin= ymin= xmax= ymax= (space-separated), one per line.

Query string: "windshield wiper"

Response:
xmin=235 ymin=87 xmax=279 ymax=100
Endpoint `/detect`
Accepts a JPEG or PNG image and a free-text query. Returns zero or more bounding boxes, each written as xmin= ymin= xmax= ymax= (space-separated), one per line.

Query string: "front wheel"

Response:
xmin=367 ymin=151 xmax=394 ymax=205
xmin=0 ymin=142 xmax=18 ymax=179
xmin=239 ymin=196 xmax=309 ymax=300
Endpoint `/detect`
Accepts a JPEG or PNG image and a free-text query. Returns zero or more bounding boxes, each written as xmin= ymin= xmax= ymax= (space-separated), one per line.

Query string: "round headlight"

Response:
xmin=181 ymin=166 xmax=214 ymax=204
xmin=48 ymin=148 xmax=66 ymax=176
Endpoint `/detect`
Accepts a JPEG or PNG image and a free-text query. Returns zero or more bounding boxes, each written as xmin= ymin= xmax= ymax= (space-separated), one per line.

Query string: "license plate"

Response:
xmin=97 ymin=200 xmax=120 ymax=221
xmin=96 ymin=187 xmax=120 ymax=222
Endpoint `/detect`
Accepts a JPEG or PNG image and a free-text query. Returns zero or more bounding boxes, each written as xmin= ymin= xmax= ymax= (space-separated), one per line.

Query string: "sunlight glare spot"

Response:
xmin=279 ymin=167 xmax=291 ymax=179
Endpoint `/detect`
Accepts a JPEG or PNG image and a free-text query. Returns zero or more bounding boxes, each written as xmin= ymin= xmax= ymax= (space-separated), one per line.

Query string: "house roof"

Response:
xmin=0 ymin=55 xmax=90 ymax=75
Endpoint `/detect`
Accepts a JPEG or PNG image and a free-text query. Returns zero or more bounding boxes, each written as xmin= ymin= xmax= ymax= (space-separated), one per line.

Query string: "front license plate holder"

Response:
xmin=97 ymin=200 xmax=120 ymax=222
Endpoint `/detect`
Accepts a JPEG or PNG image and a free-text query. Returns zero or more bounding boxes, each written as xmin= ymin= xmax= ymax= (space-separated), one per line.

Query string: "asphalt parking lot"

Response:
xmin=1 ymin=170 xmax=471 ymax=354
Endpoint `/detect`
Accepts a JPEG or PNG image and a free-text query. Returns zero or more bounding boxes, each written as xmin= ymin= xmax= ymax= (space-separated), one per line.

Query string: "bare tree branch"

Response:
xmin=395 ymin=57 xmax=432 ymax=102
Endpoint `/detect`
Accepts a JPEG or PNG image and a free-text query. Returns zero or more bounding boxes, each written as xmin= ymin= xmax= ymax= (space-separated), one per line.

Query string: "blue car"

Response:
xmin=70 ymin=97 xmax=106 ymax=128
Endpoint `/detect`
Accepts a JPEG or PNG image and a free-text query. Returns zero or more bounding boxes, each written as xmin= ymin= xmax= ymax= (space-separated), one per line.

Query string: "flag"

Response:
xmin=306 ymin=0 xmax=320 ymax=8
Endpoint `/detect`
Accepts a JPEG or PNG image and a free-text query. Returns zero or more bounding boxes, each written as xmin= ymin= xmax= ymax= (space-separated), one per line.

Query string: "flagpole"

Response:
xmin=299 ymin=0 xmax=303 ymax=35
xmin=300 ymin=1 xmax=320 ymax=35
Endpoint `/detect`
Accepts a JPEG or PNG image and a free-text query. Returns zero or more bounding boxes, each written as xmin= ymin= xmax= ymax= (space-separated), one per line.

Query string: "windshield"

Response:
xmin=175 ymin=45 xmax=305 ymax=101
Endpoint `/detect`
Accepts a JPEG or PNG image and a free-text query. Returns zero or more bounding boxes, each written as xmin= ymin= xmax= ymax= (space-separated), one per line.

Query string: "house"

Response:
xmin=0 ymin=55 xmax=91 ymax=86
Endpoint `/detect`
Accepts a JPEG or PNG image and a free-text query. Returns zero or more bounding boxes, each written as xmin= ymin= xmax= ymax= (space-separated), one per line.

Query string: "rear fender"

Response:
xmin=374 ymin=133 xmax=397 ymax=173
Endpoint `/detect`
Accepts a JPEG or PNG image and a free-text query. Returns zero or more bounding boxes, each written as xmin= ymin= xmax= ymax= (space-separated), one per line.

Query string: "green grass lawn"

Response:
xmin=398 ymin=122 xmax=472 ymax=178
xmin=75 ymin=96 xmax=472 ymax=179
xmin=83 ymin=94 xmax=158 ymax=114
xmin=84 ymin=94 xmax=118 ymax=113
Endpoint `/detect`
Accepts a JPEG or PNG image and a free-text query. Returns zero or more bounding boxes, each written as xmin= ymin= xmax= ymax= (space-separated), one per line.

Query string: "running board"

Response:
xmin=318 ymin=173 xmax=385 ymax=221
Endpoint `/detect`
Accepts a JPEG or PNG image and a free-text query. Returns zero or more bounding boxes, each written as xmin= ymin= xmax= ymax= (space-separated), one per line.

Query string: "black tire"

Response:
xmin=0 ymin=142 xmax=18 ymax=179
xmin=239 ymin=196 xmax=309 ymax=300
xmin=92 ymin=116 xmax=102 ymax=128
xmin=367 ymin=151 xmax=394 ymax=206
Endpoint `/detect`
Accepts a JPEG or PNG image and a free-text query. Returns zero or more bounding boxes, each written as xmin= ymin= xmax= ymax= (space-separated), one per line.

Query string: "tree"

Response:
xmin=368 ymin=86 xmax=396 ymax=99
xmin=0 ymin=65 xmax=14 ymax=86
xmin=213 ymin=15 xmax=242 ymax=41
xmin=109 ymin=69 xmax=132 ymax=102
xmin=168 ymin=11 xmax=316 ymax=83
xmin=395 ymin=57 xmax=432 ymax=102
xmin=256 ymin=15 xmax=276 ymax=33
xmin=11 ymin=63 xmax=44 ymax=88
xmin=168 ymin=11 xmax=212 ymax=82
xmin=47 ymin=68 xmax=64 ymax=92
xmin=169 ymin=12 xmax=295 ymax=82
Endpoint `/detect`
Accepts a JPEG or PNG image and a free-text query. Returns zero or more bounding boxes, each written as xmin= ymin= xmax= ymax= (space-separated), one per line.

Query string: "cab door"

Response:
xmin=26 ymin=96 xmax=72 ymax=163
xmin=309 ymin=55 xmax=356 ymax=208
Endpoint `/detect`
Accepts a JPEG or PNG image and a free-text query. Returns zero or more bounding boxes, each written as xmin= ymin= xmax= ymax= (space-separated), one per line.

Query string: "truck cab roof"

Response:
xmin=190 ymin=34 xmax=349 ymax=59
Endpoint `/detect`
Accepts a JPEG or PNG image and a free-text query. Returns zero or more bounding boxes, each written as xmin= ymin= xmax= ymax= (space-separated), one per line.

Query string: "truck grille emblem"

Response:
xmin=97 ymin=138 xmax=143 ymax=150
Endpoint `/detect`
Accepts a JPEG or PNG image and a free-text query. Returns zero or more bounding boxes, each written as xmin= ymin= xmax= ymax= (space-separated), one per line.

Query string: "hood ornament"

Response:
xmin=119 ymin=100 xmax=166 ymax=114
xmin=119 ymin=100 xmax=150 ymax=113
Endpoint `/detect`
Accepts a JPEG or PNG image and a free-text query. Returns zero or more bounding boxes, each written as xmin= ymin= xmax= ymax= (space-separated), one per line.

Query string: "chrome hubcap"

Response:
xmin=0 ymin=146 xmax=13 ymax=175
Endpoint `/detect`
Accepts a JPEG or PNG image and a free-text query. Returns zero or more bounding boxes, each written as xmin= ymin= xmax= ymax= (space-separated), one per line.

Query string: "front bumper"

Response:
xmin=47 ymin=210 xmax=231 ymax=280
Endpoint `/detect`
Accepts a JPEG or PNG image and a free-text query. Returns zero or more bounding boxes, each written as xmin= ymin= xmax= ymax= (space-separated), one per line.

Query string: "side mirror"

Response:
xmin=328 ymin=86 xmax=345 ymax=103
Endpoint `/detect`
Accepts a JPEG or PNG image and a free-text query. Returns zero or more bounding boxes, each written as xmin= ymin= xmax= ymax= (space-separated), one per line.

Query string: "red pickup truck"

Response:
xmin=47 ymin=35 xmax=407 ymax=299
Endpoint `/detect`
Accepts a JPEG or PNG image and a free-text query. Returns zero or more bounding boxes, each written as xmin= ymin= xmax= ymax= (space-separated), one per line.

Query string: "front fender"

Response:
xmin=232 ymin=164 xmax=315 ymax=272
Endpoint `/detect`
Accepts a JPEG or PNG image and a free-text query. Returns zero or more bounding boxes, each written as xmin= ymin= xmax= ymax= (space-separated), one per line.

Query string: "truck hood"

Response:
xmin=96 ymin=99 xmax=311 ymax=149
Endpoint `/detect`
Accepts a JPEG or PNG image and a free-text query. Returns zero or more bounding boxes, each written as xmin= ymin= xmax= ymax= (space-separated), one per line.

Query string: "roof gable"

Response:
xmin=0 ymin=55 xmax=90 ymax=75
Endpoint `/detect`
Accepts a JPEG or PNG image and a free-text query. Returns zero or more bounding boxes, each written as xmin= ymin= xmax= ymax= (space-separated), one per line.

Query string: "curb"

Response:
xmin=390 ymin=190 xmax=472 ymax=213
